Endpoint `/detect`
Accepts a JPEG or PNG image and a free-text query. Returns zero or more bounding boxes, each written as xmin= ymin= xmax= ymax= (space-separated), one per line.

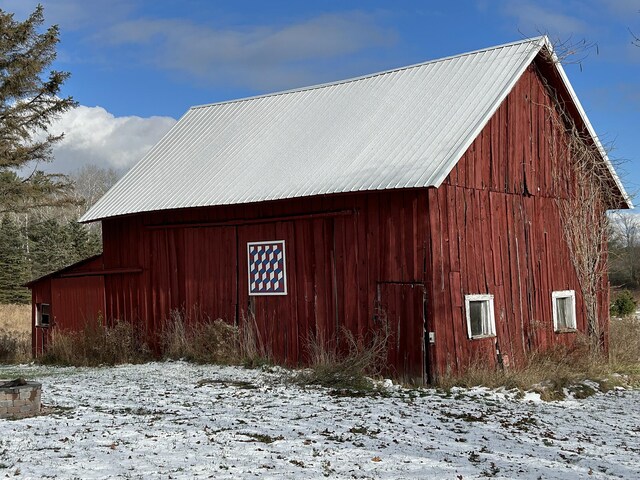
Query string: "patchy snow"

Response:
xmin=0 ymin=362 xmax=638 ymax=479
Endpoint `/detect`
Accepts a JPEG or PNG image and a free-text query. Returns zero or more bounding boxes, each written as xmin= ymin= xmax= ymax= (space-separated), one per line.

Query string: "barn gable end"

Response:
xmin=426 ymin=58 xmax=613 ymax=375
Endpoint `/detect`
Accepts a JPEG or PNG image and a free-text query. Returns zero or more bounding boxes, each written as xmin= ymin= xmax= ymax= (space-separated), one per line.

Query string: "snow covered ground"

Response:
xmin=0 ymin=361 xmax=638 ymax=479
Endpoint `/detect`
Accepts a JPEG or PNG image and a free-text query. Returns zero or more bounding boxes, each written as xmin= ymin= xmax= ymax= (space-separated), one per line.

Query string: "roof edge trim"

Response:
xmin=430 ymin=37 xmax=547 ymax=187
xmin=189 ymin=36 xmax=548 ymax=112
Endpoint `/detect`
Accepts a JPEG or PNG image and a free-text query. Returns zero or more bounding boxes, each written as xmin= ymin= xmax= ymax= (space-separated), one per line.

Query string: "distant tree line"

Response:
xmin=609 ymin=212 xmax=640 ymax=290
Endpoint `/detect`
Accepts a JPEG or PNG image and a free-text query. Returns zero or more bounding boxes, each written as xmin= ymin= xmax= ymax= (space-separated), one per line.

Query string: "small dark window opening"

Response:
xmin=556 ymin=297 xmax=570 ymax=328
xmin=36 ymin=303 xmax=50 ymax=327
xmin=469 ymin=301 xmax=485 ymax=336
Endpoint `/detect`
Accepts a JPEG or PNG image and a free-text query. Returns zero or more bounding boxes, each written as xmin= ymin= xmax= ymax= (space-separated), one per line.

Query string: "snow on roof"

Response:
xmin=81 ymin=36 xmax=630 ymax=222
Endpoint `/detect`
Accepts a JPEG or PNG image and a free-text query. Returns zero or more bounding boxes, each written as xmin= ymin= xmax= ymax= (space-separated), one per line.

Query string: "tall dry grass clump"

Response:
xmin=39 ymin=318 xmax=151 ymax=366
xmin=0 ymin=304 xmax=31 ymax=335
xmin=436 ymin=339 xmax=601 ymax=394
xmin=0 ymin=304 xmax=31 ymax=363
xmin=437 ymin=327 xmax=640 ymax=399
xmin=609 ymin=315 xmax=640 ymax=373
xmin=0 ymin=330 xmax=30 ymax=363
xmin=237 ymin=315 xmax=271 ymax=368
xmin=161 ymin=310 xmax=238 ymax=364
xmin=161 ymin=310 xmax=270 ymax=367
xmin=294 ymin=328 xmax=388 ymax=390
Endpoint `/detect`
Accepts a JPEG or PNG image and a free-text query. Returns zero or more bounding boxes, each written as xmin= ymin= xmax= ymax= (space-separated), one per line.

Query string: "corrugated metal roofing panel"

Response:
xmin=81 ymin=36 xmax=630 ymax=222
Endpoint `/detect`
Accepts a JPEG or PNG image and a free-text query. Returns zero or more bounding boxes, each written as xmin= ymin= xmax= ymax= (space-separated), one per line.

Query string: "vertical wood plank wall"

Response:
xmin=30 ymin=256 xmax=106 ymax=356
xmin=101 ymin=190 xmax=429 ymax=373
xmin=426 ymin=63 xmax=609 ymax=376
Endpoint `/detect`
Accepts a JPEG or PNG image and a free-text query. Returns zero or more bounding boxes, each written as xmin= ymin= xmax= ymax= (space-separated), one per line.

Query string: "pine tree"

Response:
xmin=66 ymin=220 xmax=102 ymax=262
xmin=29 ymin=217 xmax=72 ymax=279
xmin=0 ymin=5 xmax=77 ymax=214
xmin=0 ymin=216 xmax=30 ymax=303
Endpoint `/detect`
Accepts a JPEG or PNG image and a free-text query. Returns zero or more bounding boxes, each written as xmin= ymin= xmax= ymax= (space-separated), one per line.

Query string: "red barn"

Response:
xmin=28 ymin=37 xmax=631 ymax=382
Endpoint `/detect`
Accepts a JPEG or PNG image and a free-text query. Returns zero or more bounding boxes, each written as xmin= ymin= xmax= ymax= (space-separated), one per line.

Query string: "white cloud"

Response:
xmin=0 ymin=0 xmax=137 ymax=30
xmin=2 ymin=2 xmax=397 ymax=91
xmin=43 ymin=105 xmax=176 ymax=174
xmin=98 ymin=12 xmax=397 ymax=90
xmin=502 ymin=1 xmax=588 ymax=35
xmin=595 ymin=0 xmax=640 ymax=17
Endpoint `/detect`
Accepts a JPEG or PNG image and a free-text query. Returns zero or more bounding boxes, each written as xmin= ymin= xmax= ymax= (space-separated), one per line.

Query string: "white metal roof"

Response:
xmin=81 ymin=36 xmax=631 ymax=222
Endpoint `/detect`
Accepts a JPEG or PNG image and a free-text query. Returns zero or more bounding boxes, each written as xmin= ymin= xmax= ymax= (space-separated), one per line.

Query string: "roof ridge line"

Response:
xmin=189 ymin=36 xmax=547 ymax=111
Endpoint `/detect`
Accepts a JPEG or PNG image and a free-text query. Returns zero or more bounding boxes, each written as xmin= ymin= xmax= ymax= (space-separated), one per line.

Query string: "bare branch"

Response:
xmin=533 ymin=46 xmax=624 ymax=352
xmin=630 ymin=28 xmax=640 ymax=47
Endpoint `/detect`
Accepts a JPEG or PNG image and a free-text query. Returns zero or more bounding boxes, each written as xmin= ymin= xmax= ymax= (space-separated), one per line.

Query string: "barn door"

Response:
xmin=148 ymin=226 xmax=238 ymax=326
xmin=376 ymin=282 xmax=427 ymax=383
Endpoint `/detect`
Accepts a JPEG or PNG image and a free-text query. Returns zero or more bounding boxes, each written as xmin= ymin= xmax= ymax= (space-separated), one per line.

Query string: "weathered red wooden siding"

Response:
xmin=101 ymin=190 xmax=430 ymax=375
xmin=29 ymin=256 xmax=107 ymax=356
xmin=50 ymin=276 xmax=106 ymax=330
xmin=377 ymin=283 xmax=427 ymax=380
xmin=427 ymin=62 xmax=609 ymax=376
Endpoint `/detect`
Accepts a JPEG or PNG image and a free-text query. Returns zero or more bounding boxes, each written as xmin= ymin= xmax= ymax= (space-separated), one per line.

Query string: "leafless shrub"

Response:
xmin=161 ymin=309 xmax=270 ymax=367
xmin=0 ymin=329 xmax=30 ymax=363
xmin=161 ymin=310 xmax=238 ymax=364
xmin=190 ymin=320 xmax=239 ymax=364
xmin=294 ymin=327 xmax=388 ymax=390
xmin=39 ymin=318 xmax=150 ymax=366
xmin=535 ymin=46 xmax=627 ymax=351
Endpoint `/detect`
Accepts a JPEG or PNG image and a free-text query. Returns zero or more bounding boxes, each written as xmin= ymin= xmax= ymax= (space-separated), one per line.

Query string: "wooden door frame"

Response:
xmin=376 ymin=281 xmax=430 ymax=384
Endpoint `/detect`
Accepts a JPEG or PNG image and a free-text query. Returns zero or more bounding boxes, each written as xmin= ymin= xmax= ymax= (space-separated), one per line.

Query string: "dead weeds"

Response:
xmin=437 ymin=319 xmax=640 ymax=399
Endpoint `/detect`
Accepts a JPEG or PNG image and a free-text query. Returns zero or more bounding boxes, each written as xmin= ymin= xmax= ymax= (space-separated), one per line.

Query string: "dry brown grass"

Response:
xmin=0 ymin=304 xmax=31 ymax=335
xmin=437 ymin=323 xmax=640 ymax=399
xmin=294 ymin=328 xmax=389 ymax=391
xmin=438 ymin=341 xmax=606 ymax=399
xmin=609 ymin=315 xmax=640 ymax=373
xmin=237 ymin=315 xmax=271 ymax=368
xmin=39 ymin=318 xmax=151 ymax=366
xmin=162 ymin=311 xmax=239 ymax=365
xmin=0 ymin=331 xmax=30 ymax=364
xmin=161 ymin=310 xmax=270 ymax=367
xmin=0 ymin=304 xmax=31 ymax=363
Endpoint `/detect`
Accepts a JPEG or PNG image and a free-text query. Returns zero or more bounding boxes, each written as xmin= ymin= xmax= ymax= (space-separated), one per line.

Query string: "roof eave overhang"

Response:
xmin=23 ymin=253 xmax=104 ymax=288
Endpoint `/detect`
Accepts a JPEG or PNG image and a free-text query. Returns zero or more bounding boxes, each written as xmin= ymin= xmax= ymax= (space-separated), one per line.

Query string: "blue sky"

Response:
xmin=2 ymin=0 xmax=639 ymax=201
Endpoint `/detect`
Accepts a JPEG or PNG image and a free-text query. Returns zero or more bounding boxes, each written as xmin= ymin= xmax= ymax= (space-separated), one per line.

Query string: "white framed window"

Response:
xmin=36 ymin=303 xmax=50 ymax=327
xmin=465 ymin=294 xmax=496 ymax=339
xmin=552 ymin=290 xmax=576 ymax=332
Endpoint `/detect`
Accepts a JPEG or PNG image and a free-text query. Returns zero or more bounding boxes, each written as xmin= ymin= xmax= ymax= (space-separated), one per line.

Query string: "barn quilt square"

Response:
xmin=247 ymin=240 xmax=287 ymax=295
